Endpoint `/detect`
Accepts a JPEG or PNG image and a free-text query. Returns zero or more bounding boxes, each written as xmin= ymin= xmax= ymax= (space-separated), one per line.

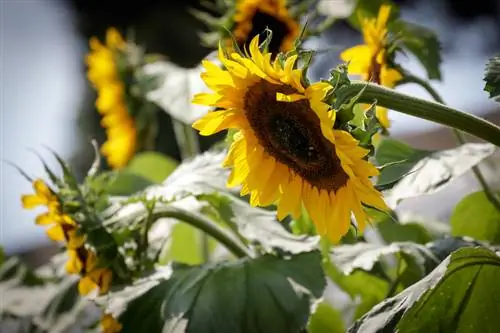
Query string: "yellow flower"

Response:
xmin=21 ymin=179 xmax=57 ymax=209
xmin=192 ymin=36 xmax=388 ymax=242
xmin=232 ymin=0 xmax=300 ymax=54
xmin=22 ymin=179 xmax=85 ymax=245
xmin=78 ymin=250 xmax=113 ymax=296
xmin=100 ymin=314 xmax=122 ymax=333
xmin=340 ymin=5 xmax=402 ymax=128
xmin=86 ymin=27 xmax=136 ymax=169
xmin=65 ymin=248 xmax=86 ymax=274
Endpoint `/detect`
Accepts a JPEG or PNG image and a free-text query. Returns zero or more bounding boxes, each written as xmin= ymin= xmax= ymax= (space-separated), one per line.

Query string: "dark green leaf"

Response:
xmin=451 ymin=191 xmax=500 ymax=243
xmin=426 ymin=236 xmax=486 ymax=262
xmin=308 ymin=301 xmax=345 ymax=333
xmin=375 ymin=138 xmax=431 ymax=187
xmin=398 ymin=247 xmax=500 ymax=333
xmin=116 ymin=252 xmax=325 ymax=333
xmin=126 ymin=152 xmax=178 ymax=184
xmin=385 ymin=143 xmax=496 ymax=207
xmin=484 ymin=54 xmax=500 ymax=101
xmin=348 ymin=247 xmax=500 ymax=333
xmin=391 ymin=20 xmax=442 ymax=80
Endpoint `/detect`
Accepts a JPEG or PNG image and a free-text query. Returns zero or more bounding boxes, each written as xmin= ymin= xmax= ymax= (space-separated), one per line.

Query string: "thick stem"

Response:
xmin=397 ymin=75 xmax=500 ymax=212
xmin=152 ymin=207 xmax=252 ymax=259
xmin=334 ymin=82 xmax=500 ymax=147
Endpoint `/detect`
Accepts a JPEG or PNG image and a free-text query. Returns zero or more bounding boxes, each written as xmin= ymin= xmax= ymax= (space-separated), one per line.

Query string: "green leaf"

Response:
xmin=391 ymin=20 xmax=442 ymax=80
xmin=330 ymin=241 xmax=439 ymax=277
xmin=159 ymin=222 xmax=216 ymax=265
xmin=322 ymin=260 xmax=388 ymax=319
xmin=200 ymin=193 xmax=319 ymax=254
xmin=348 ymin=247 xmax=500 ymax=333
xmin=376 ymin=218 xmax=434 ymax=244
xmin=106 ymin=171 xmax=155 ymax=196
xmin=398 ymin=247 xmax=500 ymax=333
xmin=142 ymin=58 xmax=214 ymax=125
xmin=426 ymin=236 xmax=486 ymax=262
xmin=0 ymin=257 xmax=45 ymax=286
xmin=451 ymin=191 xmax=500 ymax=243
xmin=385 ymin=143 xmax=497 ymax=207
xmin=113 ymin=251 xmax=325 ymax=333
xmin=375 ymin=138 xmax=432 ymax=186
xmin=308 ymin=301 xmax=345 ymax=333
xmin=126 ymin=152 xmax=178 ymax=184
xmin=484 ymin=54 xmax=500 ymax=102
xmin=348 ymin=0 xmax=398 ymax=29
xmin=375 ymin=211 xmax=450 ymax=244
xmin=0 ymin=247 xmax=5 ymax=266
xmin=35 ymin=278 xmax=98 ymax=333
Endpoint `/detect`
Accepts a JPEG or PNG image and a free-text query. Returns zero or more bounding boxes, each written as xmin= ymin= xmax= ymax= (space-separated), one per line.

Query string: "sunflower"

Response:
xmin=86 ymin=28 xmax=137 ymax=169
xmin=232 ymin=0 xmax=300 ymax=54
xmin=77 ymin=249 xmax=113 ymax=296
xmin=192 ymin=36 xmax=388 ymax=242
xmin=22 ymin=179 xmax=85 ymax=247
xmin=340 ymin=5 xmax=402 ymax=128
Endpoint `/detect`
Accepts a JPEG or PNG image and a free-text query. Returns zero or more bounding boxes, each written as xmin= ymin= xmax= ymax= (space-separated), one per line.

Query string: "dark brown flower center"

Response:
xmin=241 ymin=10 xmax=290 ymax=54
xmin=243 ymin=80 xmax=349 ymax=192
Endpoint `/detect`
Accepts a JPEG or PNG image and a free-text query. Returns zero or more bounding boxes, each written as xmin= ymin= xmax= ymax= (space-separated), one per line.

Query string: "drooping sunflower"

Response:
xmin=231 ymin=0 xmax=301 ymax=54
xmin=86 ymin=28 xmax=137 ymax=169
xmin=22 ymin=179 xmax=85 ymax=248
xmin=340 ymin=5 xmax=402 ymax=128
xmin=67 ymin=247 xmax=113 ymax=296
xmin=192 ymin=36 xmax=388 ymax=242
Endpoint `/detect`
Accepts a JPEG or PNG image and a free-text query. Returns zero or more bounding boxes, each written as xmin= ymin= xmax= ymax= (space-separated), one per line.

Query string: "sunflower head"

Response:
xmin=193 ymin=35 xmax=388 ymax=242
xmin=196 ymin=0 xmax=303 ymax=55
xmin=86 ymin=27 xmax=158 ymax=169
xmin=340 ymin=5 xmax=402 ymax=129
xmin=231 ymin=0 xmax=301 ymax=54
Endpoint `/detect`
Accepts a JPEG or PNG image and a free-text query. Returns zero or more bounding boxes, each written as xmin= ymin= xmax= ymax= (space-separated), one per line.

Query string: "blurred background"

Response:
xmin=1 ymin=0 xmax=500 ymax=264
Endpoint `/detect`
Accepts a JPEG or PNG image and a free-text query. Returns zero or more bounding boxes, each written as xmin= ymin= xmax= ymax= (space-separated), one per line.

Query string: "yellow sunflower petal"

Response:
xmin=35 ymin=212 xmax=56 ymax=225
xmin=65 ymin=249 xmax=83 ymax=274
xmin=46 ymin=224 xmax=65 ymax=242
xmin=101 ymin=314 xmax=123 ymax=333
xmin=78 ymin=276 xmax=98 ymax=296
xmin=21 ymin=194 xmax=46 ymax=209
xmin=192 ymin=110 xmax=245 ymax=136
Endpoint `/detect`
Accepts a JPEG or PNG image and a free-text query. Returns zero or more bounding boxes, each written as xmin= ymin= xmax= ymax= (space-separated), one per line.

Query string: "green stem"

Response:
xmin=152 ymin=207 xmax=252 ymax=259
xmin=397 ymin=75 xmax=500 ymax=212
xmin=335 ymin=81 xmax=500 ymax=147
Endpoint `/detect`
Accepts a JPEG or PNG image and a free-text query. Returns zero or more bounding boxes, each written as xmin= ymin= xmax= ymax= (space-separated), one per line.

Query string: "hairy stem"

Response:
xmin=334 ymin=82 xmax=500 ymax=147
xmin=152 ymin=207 xmax=252 ymax=259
